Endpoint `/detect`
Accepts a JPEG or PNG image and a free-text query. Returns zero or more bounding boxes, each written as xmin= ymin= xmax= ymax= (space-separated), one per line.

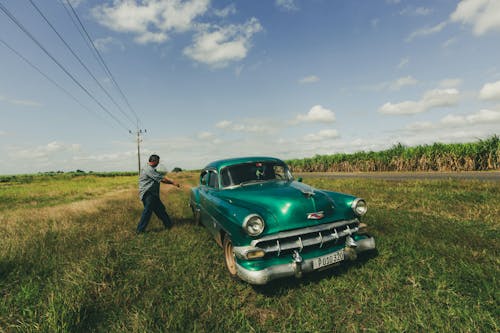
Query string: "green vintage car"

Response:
xmin=189 ymin=156 xmax=376 ymax=285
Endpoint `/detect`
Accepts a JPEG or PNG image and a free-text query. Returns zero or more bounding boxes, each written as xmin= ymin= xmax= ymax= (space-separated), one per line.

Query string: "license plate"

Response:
xmin=312 ymin=250 xmax=344 ymax=270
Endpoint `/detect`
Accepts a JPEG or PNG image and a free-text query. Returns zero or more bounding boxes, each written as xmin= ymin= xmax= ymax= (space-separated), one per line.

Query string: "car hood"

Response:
xmin=217 ymin=181 xmax=354 ymax=234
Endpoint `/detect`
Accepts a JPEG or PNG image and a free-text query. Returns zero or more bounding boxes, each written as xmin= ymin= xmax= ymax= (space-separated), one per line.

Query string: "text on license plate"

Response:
xmin=312 ymin=250 xmax=344 ymax=269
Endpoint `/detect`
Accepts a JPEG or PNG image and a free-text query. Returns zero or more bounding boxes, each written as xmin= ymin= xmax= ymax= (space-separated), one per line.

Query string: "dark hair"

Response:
xmin=149 ymin=154 xmax=160 ymax=163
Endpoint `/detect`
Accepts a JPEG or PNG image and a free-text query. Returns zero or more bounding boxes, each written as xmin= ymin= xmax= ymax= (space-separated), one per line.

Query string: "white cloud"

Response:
xmin=0 ymin=95 xmax=42 ymax=107
xmin=479 ymin=80 xmax=500 ymax=100
xmin=197 ymin=131 xmax=215 ymax=140
xmin=303 ymin=129 xmax=340 ymax=142
xmin=407 ymin=109 xmax=500 ymax=132
xmin=196 ymin=131 xmax=222 ymax=144
xmin=183 ymin=18 xmax=263 ymax=67
xmin=365 ymin=76 xmax=418 ymax=92
xmin=379 ymin=88 xmax=460 ymax=115
xmin=68 ymin=0 xmax=84 ymax=7
xmin=406 ymin=21 xmax=447 ymax=41
xmin=92 ymin=0 xmax=210 ymax=44
xmin=423 ymin=89 xmax=460 ymax=108
xmin=400 ymin=6 xmax=433 ymax=16
xmin=213 ymin=4 xmax=236 ymax=18
xmin=442 ymin=37 xmax=458 ymax=48
xmin=397 ymin=57 xmax=410 ymax=69
xmin=94 ymin=37 xmax=125 ymax=52
xmin=299 ymin=75 xmax=320 ymax=84
xmin=0 ymin=130 xmax=6 ymax=136
xmin=276 ymin=0 xmax=299 ymax=11
xmin=390 ymin=76 xmax=418 ymax=90
xmin=295 ymin=105 xmax=336 ymax=123
xmin=215 ymin=118 xmax=276 ymax=133
xmin=406 ymin=121 xmax=434 ymax=131
xmin=10 ymin=99 xmax=42 ymax=107
xmin=12 ymin=141 xmax=81 ymax=160
xmin=235 ymin=65 xmax=244 ymax=77
xmin=379 ymin=101 xmax=420 ymax=115
xmin=216 ymin=120 xmax=232 ymax=129
xmin=439 ymin=78 xmax=463 ymax=88
xmin=441 ymin=109 xmax=500 ymax=126
xmin=450 ymin=0 xmax=500 ymax=35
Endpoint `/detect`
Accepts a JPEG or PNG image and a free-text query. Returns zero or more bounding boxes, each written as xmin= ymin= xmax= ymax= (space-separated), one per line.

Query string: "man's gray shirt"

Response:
xmin=139 ymin=164 xmax=165 ymax=200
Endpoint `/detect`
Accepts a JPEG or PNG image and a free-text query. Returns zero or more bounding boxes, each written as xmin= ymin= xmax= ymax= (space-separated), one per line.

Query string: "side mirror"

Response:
xmin=297 ymin=177 xmax=303 ymax=183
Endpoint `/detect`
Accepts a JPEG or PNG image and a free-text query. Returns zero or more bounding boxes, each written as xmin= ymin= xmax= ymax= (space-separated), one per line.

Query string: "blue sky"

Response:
xmin=1 ymin=0 xmax=500 ymax=174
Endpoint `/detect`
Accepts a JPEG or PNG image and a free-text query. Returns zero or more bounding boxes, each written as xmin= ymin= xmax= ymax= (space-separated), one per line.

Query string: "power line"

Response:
xmin=62 ymin=0 xmax=146 ymax=170
xmin=64 ymin=0 xmax=142 ymax=129
xmin=0 ymin=37 xmax=124 ymax=133
xmin=0 ymin=38 xmax=91 ymax=117
xmin=27 ymin=0 xmax=137 ymax=128
xmin=0 ymin=2 xmax=131 ymax=133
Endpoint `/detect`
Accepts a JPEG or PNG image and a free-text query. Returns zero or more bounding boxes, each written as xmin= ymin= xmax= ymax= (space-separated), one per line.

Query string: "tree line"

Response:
xmin=287 ymin=136 xmax=500 ymax=172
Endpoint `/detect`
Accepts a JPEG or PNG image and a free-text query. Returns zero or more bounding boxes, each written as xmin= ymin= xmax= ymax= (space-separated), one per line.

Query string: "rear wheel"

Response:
xmin=191 ymin=205 xmax=201 ymax=225
xmin=223 ymin=234 xmax=238 ymax=280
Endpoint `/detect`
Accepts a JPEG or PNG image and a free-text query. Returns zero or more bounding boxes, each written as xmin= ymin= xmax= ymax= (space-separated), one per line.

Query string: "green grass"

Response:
xmin=0 ymin=174 xmax=138 ymax=212
xmin=0 ymin=173 xmax=498 ymax=332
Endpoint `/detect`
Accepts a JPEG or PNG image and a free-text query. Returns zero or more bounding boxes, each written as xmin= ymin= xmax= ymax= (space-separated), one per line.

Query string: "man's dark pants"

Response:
xmin=137 ymin=192 xmax=172 ymax=233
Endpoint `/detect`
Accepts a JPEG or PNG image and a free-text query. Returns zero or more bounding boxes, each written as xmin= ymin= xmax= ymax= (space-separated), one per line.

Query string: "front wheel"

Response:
xmin=223 ymin=234 xmax=239 ymax=280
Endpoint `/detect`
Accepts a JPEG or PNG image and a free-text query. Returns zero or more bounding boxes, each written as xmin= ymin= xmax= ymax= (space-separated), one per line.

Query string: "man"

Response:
xmin=136 ymin=154 xmax=180 ymax=233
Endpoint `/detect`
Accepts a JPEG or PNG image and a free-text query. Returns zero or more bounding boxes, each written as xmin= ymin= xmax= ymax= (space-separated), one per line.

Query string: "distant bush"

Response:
xmin=172 ymin=167 xmax=183 ymax=173
xmin=0 ymin=171 xmax=138 ymax=184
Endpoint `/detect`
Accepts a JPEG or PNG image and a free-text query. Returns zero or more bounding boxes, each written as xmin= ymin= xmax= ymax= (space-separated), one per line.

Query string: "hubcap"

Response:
xmin=224 ymin=240 xmax=237 ymax=275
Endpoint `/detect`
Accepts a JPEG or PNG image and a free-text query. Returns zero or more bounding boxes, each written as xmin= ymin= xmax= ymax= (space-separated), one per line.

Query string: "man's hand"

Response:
xmin=162 ymin=177 xmax=181 ymax=188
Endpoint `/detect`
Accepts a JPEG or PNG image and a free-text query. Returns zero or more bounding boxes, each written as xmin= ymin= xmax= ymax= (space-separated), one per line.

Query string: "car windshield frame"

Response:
xmin=220 ymin=161 xmax=293 ymax=188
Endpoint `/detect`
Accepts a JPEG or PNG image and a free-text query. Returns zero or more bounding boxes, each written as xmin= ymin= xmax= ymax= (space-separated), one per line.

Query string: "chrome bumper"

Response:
xmin=236 ymin=236 xmax=376 ymax=285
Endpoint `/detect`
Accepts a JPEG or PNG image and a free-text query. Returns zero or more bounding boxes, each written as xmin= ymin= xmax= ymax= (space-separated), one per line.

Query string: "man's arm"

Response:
xmin=161 ymin=176 xmax=180 ymax=187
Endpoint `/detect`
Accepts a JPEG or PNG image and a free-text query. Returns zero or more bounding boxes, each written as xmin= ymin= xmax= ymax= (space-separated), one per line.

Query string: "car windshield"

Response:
xmin=220 ymin=161 xmax=292 ymax=188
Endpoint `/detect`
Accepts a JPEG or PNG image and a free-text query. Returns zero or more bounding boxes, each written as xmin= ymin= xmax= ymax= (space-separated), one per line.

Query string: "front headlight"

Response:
xmin=351 ymin=198 xmax=368 ymax=216
xmin=243 ymin=214 xmax=265 ymax=236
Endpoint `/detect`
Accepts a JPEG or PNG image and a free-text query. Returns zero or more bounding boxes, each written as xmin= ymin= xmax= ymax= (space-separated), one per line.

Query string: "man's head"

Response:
xmin=149 ymin=154 xmax=160 ymax=167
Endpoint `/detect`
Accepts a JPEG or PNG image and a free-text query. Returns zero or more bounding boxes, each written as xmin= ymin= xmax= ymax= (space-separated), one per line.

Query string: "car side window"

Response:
xmin=273 ymin=165 xmax=286 ymax=179
xmin=221 ymin=168 xmax=232 ymax=187
xmin=208 ymin=171 xmax=218 ymax=188
xmin=200 ymin=171 xmax=208 ymax=186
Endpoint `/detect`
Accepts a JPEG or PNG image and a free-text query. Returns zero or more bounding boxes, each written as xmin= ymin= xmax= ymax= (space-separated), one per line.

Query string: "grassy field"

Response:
xmin=0 ymin=172 xmax=498 ymax=332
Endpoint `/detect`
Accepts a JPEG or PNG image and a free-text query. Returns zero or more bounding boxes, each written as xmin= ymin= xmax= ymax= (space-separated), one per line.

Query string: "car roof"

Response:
xmin=204 ymin=156 xmax=285 ymax=170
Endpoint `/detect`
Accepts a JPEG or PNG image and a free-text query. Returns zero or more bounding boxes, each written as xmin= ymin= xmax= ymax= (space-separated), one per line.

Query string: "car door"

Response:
xmin=198 ymin=170 xmax=211 ymax=224
xmin=199 ymin=169 xmax=221 ymax=237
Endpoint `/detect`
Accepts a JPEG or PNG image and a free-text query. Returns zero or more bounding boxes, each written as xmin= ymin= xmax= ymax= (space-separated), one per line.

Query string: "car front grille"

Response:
xmin=251 ymin=219 xmax=360 ymax=256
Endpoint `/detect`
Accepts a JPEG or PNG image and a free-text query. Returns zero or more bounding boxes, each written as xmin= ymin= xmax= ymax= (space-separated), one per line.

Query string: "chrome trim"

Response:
xmin=233 ymin=219 xmax=360 ymax=259
xmin=235 ymin=236 xmax=376 ymax=285
xmin=250 ymin=219 xmax=359 ymax=246
xmin=292 ymin=250 xmax=303 ymax=278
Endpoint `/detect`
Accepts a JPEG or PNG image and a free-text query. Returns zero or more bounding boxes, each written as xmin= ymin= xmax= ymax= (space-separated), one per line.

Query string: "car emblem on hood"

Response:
xmin=301 ymin=188 xmax=315 ymax=198
xmin=307 ymin=211 xmax=324 ymax=220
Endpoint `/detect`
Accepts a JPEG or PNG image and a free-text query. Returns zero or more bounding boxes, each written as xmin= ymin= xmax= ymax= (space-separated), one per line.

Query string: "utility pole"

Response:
xmin=130 ymin=129 xmax=146 ymax=174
